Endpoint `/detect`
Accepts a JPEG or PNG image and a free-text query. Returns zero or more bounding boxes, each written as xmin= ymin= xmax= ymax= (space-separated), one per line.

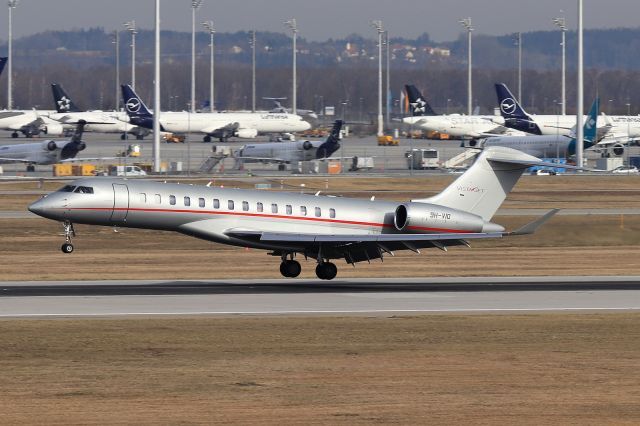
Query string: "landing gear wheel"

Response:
xmin=26 ymin=164 xmax=35 ymax=172
xmin=61 ymin=242 xmax=74 ymax=253
xmin=203 ymin=135 xmax=212 ymax=143
xmin=136 ymin=134 xmax=144 ymax=140
xmin=278 ymin=164 xmax=286 ymax=171
xmin=11 ymin=132 xmax=18 ymax=138
xmin=280 ymin=260 xmax=302 ymax=278
xmin=61 ymin=221 xmax=76 ymax=254
xmin=120 ymin=133 xmax=126 ymax=140
xmin=315 ymin=262 xmax=337 ymax=280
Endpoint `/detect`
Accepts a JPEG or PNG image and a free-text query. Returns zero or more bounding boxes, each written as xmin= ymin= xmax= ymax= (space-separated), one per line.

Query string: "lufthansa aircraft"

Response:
xmin=29 ymin=146 xmax=569 ymax=280
xmin=121 ymin=85 xmax=311 ymax=142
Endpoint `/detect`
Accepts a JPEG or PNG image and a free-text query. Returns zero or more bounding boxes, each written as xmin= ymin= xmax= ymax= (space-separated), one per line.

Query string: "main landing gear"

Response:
xmin=61 ymin=221 xmax=75 ymax=254
xmin=315 ymin=262 xmax=337 ymax=280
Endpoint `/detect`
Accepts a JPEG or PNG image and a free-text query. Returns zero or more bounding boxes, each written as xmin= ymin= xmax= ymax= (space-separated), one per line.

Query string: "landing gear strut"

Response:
xmin=61 ymin=221 xmax=75 ymax=254
xmin=315 ymin=262 xmax=337 ymax=280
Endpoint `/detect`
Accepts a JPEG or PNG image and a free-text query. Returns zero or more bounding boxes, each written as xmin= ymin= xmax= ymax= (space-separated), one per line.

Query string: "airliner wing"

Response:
xmin=235 ymin=156 xmax=287 ymax=164
xmin=256 ymin=231 xmax=503 ymax=243
xmin=0 ymin=157 xmax=32 ymax=163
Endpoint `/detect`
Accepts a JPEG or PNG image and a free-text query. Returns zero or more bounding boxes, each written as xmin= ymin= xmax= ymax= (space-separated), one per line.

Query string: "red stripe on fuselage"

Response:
xmin=61 ymin=206 xmax=471 ymax=234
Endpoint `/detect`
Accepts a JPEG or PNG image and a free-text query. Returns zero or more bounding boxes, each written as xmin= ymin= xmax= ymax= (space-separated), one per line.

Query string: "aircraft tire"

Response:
xmin=61 ymin=243 xmax=74 ymax=254
xmin=11 ymin=132 xmax=18 ymax=138
xmin=280 ymin=260 xmax=301 ymax=278
xmin=203 ymin=135 xmax=212 ymax=143
xmin=315 ymin=262 xmax=337 ymax=280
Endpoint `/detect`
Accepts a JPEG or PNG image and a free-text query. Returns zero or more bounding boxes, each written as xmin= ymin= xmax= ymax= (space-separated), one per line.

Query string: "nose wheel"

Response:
xmin=60 ymin=221 xmax=76 ymax=254
xmin=315 ymin=262 xmax=337 ymax=280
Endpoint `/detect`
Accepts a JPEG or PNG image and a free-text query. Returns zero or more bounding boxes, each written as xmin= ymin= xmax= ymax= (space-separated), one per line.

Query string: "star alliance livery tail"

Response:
xmin=404 ymin=85 xmax=438 ymax=117
xmin=51 ymin=83 xmax=82 ymax=113
xmin=495 ymin=83 xmax=542 ymax=135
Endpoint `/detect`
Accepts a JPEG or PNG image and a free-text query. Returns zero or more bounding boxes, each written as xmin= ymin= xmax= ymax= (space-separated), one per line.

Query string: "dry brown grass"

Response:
xmin=2 ymin=315 xmax=640 ymax=424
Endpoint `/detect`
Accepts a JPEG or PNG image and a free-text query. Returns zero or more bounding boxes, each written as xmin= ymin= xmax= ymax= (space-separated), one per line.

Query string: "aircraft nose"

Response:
xmin=28 ymin=198 xmax=45 ymax=216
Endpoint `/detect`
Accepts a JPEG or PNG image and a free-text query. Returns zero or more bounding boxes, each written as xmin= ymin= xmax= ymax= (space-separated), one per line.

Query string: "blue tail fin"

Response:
xmin=404 ymin=85 xmax=438 ymax=116
xmin=51 ymin=83 xmax=81 ymax=113
xmin=121 ymin=85 xmax=154 ymax=129
xmin=316 ymin=120 xmax=343 ymax=159
xmin=0 ymin=57 xmax=7 ymax=78
xmin=495 ymin=83 xmax=542 ymax=135
xmin=583 ymin=97 xmax=599 ymax=144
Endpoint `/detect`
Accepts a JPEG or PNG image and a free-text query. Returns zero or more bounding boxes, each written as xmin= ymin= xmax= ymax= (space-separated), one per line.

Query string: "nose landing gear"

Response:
xmin=61 ymin=221 xmax=76 ymax=254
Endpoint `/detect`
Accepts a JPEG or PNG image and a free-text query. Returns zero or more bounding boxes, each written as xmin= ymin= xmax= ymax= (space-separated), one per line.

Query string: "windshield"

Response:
xmin=59 ymin=185 xmax=76 ymax=192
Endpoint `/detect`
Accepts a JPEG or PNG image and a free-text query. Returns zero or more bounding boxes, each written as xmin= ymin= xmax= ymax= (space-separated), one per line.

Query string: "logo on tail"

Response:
xmin=125 ymin=98 xmax=141 ymax=113
xmin=500 ymin=98 xmax=517 ymax=115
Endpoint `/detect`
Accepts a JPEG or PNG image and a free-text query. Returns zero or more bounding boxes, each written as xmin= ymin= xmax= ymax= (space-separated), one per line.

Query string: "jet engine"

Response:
xmin=236 ymin=128 xmax=258 ymax=139
xmin=393 ymin=202 xmax=485 ymax=233
xmin=44 ymin=141 xmax=58 ymax=151
xmin=612 ymin=144 xmax=625 ymax=157
xmin=299 ymin=140 xmax=313 ymax=150
xmin=44 ymin=123 xmax=64 ymax=136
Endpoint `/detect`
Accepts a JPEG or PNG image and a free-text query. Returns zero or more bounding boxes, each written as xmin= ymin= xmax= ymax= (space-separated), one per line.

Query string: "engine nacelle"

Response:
xmin=298 ymin=140 xmax=313 ymax=150
xmin=612 ymin=144 xmax=625 ymax=157
xmin=236 ymin=128 xmax=258 ymax=139
xmin=44 ymin=141 xmax=58 ymax=151
xmin=44 ymin=123 xmax=64 ymax=136
xmin=394 ymin=202 xmax=485 ymax=233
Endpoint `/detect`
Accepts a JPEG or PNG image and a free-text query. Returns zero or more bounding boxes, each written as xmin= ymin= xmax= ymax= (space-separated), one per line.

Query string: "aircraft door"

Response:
xmin=111 ymin=183 xmax=129 ymax=221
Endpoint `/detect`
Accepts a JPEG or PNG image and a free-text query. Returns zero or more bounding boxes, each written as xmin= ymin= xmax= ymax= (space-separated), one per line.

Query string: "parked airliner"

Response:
xmin=29 ymin=146 xmax=570 ymax=280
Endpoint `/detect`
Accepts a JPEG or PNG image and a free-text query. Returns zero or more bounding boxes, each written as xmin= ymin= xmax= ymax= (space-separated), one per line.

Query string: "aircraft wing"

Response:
xmin=201 ymin=122 xmax=240 ymax=135
xmin=235 ymin=156 xmax=287 ymax=164
xmin=237 ymin=230 xmax=504 ymax=243
xmin=0 ymin=157 xmax=33 ymax=163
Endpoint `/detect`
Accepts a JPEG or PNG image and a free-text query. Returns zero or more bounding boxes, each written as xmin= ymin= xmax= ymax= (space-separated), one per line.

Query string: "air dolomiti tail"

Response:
xmin=29 ymin=147 xmax=573 ymax=280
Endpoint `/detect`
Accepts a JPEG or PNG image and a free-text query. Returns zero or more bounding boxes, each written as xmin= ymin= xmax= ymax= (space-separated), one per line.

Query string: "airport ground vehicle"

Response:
xmin=611 ymin=166 xmax=639 ymax=174
xmin=406 ymin=148 xmax=439 ymax=169
xmin=377 ymin=135 xmax=399 ymax=146
xmin=108 ymin=165 xmax=147 ymax=176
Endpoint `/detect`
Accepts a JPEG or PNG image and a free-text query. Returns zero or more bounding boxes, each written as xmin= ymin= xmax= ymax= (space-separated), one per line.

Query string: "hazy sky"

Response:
xmin=1 ymin=0 xmax=639 ymax=42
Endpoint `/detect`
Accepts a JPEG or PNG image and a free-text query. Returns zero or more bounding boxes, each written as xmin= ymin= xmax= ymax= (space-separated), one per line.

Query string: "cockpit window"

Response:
xmin=74 ymin=186 xmax=94 ymax=194
xmin=59 ymin=185 xmax=76 ymax=192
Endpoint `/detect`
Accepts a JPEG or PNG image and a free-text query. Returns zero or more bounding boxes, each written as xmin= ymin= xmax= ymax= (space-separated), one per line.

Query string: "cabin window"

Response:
xmin=242 ymin=201 xmax=249 ymax=211
xmin=257 ymin=202 xmax=263 ymax=212
xmin=155 ymin=194 xmax=161 ymax=204
xmin=330 ymin=208 xmax=336 ymax=219
xmin=139 ymin=193 xmax=147 ymax=203
xmin=300 ymin=206 xmax=307 ymax=216
xmin=184 ymin=196 xmax=191 ymax=207
xmin=271 ymin=203 xmax=278 ymax=214
xmin=286 ymin=205 xmax=292 ymax=215
xmin=213 ymin=199 xmax=220 ymax=209
xmin=315 ymin=207 xmax=321 ymax=217
xmin=199 ymin=198 xmax=205 ymax=208
xmin=228 ymin=200 xmax=234 ymax=210
xmin=169 ymin=195 xmax=176 ymax=205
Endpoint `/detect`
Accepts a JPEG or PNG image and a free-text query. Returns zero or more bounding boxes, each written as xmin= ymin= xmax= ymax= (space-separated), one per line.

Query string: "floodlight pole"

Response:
xmin=576 ymin=0 xmax=584 ymax=168
xmin=459 ymin=17 xmax=473 ymax=115
xmin=553 ymin=17 xmax=567 ymax=115
xmin=250 ymin=30 xmax=256 ymax=112
xmin=7 ymin=0 xmax=19 ymax=110
xmin=371 ymin=20 xmax=384 ymax=137
xmin=191 ymin=0 xmax=203 ymax=113
xmin=124 ymin=21 xmax=137 ymax=90
xmin=514 ymin=32 xmax=522 ymax=102
xmin=202 ymin=21 xmax=215 ymax=112
xmin=385 ymin=30 xmax=391 ymax=130
xmin=112 ymin=31 xmax=120 ymax=110
xmin=153 ymin=0 xmax=161 ymax=173
xmin=285 ymin=19 xmax=297 ymax=115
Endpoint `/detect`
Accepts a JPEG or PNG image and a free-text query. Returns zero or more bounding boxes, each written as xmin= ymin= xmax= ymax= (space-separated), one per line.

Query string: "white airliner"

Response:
xmin=402 ymin=85 xmax=506 ymax=138
xmin=496 ymin=83 xmax=640 ymax=139
xmin=0 ymin=121 xmax=87 ymax=171
xmin=122 ymin=85 xmax=312 ymax=142
xmin=49 ymin=83 xmax=149 ymax=140
xmin=29 ymin=146 xmax=572 ymax=280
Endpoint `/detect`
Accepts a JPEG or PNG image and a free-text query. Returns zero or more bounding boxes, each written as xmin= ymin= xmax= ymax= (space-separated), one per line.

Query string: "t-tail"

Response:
xmin=60 ymin=120 xmax=87 ymax=160
xmin=121 ymin=84 xmax=154 ymax=129
xmin=315 ymin=120 xmax=343 ymax=159
xmin=414 ymin=146 xmax=580 ymax=221
xmin=404 ymin=85 xmax=438 ymax=116
xmin=495 ymin=83 xmax=542 ymax=135
xmin=51 ymin=83 xmax=82 ymax=113
xmin=0 ymin=57 xmax=7 ymax=78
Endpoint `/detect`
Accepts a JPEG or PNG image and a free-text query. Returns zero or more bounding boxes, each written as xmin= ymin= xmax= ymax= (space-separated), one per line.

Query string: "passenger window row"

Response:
xmin=138 ymin=193 xmax=336 ymax=218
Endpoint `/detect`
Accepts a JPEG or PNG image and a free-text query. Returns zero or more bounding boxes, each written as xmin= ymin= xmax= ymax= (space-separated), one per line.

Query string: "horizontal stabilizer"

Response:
xmin=487 ymin=157 xmax=599 ymax=172
xmin=509 ymin=209 xmax=560 ymax=236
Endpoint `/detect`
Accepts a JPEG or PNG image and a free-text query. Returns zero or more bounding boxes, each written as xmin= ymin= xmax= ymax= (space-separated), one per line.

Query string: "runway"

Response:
xmin=2 ymin=276 xmax=640 ymax=317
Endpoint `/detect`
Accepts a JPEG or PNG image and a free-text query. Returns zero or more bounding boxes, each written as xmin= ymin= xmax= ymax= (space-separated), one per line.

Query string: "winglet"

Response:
xmin=509 ymin=209 xmax=560 ymax=236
